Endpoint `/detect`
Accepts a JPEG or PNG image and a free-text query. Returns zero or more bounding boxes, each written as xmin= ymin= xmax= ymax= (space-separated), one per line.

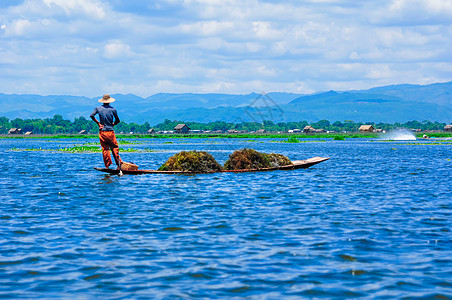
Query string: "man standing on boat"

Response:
xmin=90 ymin=94 xmax=122 ymax=169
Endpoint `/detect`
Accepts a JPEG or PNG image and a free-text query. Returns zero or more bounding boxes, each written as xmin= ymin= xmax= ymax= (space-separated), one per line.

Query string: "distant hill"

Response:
xmin=286 ymin=85 xmax=452 ymax=123
xmin=362 ymin=82 xmax=452 ymax=106
xmin=0 ymin=82 xmax=451 ymax=123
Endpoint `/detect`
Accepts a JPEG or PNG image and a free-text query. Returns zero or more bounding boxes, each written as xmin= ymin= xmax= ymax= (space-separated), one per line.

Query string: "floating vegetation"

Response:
xmin=396 ymin=142 xmax=452 ymax=146
xmin=61 ymin=146 xmax=102 ymax=152
xmin=78 ymin=142 xmax=98 ymax=146
xmin=285 ymin=136 xmax=301 ymax=143
xmin=339 ymin=254 xmax=358 ymax=262
xmin=10 ymin=146 xmax=155 ymax=153
xmin=117 ymin=140 xmax=142 ymax=145
xmin=350 ymin=270 xmax=366 ymax=276
xmin=333 ymin=136 xmax=346 ymax=140
xmin=223 ymin=148 xmax=292 ymax=170
xmin=272 ymin=139 xmax=326 ymax=143
xmin=158 ymin=151 xmax=223 ymax=172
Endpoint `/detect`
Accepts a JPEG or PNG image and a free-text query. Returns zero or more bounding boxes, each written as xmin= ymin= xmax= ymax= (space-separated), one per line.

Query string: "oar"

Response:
xmin=118 ymin=160 xmax=123 ymax=176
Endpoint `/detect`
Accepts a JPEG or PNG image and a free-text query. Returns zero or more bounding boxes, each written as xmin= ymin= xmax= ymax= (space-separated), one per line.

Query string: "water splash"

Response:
xmin=381 ymin=129 xmax=416 ymax=141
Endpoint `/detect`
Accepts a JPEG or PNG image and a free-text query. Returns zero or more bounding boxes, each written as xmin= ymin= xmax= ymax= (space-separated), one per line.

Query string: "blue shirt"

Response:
xmin=90 ymin=104 xmax=120 ymax=131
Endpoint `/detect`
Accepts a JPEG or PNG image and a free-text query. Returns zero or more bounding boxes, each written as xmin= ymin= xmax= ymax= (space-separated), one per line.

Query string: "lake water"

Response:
xmin=1 ymin=137 xmax=451 ymax=299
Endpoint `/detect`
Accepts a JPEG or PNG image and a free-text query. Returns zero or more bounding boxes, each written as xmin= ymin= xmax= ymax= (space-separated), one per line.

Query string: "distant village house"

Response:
xmin=24 ymin=131 xmax=33 ymax=136
xmin=445 ymin=125 xmax=452 ymax=132
xmin=359 ymin=125 xmax=375 ymax=132
xmin=78 ymin=130 xmax=88 ymax=134
xmin=8 ymin=128 xmax=22 ymax=134
xmin=147 ymin=128 xmax=155 ymax=134
xmin=288 ymin=129 xmax=301 ymax=133
xmin=303 ymin=126 xmax=326 ymax=133
xmin=174 ymin=124 xmax=190 ymax=134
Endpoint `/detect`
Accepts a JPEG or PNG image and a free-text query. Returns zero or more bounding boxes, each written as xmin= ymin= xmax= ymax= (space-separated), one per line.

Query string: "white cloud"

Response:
xmin=180 ymin=21 xmax=235 ymax=36
xmin=252 ymin=21 xmax=282 ymax=39
xmin=43 ymin=0 xmax=107 ymax=17
xmin=373 ymin=0 xmax=452 ymax=25
xmin=365 ymin=65 xmax=393 ymax=79
xmin=6 ymin=0 xmax=108 ymax=19
xmin=0 ymin=0 xmax=451 ymax=97
xmin=390 ymin=0 xmax=452 ymax=14
xmin=9 ymin=19 xmax=32 ymax=35
xmin=103 ymin=42 xmax=133 ymax=59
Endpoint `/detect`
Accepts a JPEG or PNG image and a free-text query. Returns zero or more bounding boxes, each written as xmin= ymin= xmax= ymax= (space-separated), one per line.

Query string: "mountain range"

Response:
xmin=0 ymin=82 xmax=451 ymax=124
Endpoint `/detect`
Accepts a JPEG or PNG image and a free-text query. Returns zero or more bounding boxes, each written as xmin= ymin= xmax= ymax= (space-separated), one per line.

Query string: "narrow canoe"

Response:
xmin=94 ymin=157 xmax=329 ymax=175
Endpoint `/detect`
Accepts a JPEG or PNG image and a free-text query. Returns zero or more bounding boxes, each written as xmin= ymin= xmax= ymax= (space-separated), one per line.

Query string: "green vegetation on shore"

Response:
xmin=2 ymin=131 xmax=452 ymax=139
xmin=1 ymin=115 xmax=450 ymax=136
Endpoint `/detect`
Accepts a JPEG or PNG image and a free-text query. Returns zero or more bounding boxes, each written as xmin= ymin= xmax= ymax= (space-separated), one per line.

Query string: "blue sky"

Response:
xmin=1 ymin=0 xmax=452 ymax=97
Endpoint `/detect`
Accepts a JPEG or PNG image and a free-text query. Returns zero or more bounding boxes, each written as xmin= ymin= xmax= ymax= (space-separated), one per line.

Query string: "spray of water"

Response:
xmin=381 ymin=129 xmax=416 ymax=141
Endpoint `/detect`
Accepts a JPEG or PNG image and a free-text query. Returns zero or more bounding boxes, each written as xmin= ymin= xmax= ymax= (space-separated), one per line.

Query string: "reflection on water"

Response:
xmin=99 ymin=174 xmax=117 ymax=184
xmin=0 ymin=138 xmax=451 ymax=299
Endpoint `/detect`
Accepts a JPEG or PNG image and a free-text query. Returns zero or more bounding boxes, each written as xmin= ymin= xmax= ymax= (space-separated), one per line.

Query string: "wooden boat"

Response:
xmin=94 ymin=156 xmax=329 ymax=175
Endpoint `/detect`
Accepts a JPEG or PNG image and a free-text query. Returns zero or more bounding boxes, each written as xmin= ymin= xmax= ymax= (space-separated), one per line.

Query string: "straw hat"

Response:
xmin=98 ymin=94 xmax=115 ymax=103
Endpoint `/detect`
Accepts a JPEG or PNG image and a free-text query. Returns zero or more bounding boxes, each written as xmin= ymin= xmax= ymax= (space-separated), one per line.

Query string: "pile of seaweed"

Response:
xmin=158 ymin=149 xmax=292 ymax=172
xmin=158 ymin=150 xmax=223 ymax=172
xmin=223 ymin=148 xmax=292 ymax=170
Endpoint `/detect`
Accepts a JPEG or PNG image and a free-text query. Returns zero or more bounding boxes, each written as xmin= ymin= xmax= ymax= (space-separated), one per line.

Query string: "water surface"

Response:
xmin=1 ymin=138 xmax=451 ymax=299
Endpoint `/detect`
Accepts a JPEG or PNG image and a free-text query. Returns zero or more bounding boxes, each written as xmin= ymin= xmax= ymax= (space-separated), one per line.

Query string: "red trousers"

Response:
xmin=99 ymin=131 xmax=122 ymax=168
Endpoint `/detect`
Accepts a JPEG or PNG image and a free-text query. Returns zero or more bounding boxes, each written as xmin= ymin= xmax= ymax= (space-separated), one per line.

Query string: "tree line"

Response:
xmin=0 ymin=115 xmax=448 ymax=135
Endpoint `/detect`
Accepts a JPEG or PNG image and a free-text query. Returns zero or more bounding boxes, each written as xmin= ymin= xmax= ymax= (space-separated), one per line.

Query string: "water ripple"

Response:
xmin=0 ymin=138 xmax=451 ymax=298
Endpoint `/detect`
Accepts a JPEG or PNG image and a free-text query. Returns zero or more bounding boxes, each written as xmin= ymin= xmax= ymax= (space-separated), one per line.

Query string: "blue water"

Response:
xmin=1 ymin=137 xmax=451 ymax=299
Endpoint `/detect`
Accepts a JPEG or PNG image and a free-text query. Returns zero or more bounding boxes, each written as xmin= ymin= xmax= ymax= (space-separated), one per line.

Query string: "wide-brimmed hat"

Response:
xmin=98 ymin=94 xmax=115 ymax=103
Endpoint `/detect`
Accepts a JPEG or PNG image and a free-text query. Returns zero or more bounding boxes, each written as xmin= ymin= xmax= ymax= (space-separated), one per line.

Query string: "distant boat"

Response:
xmin=94 ymin=157 xmax=330 ymax=175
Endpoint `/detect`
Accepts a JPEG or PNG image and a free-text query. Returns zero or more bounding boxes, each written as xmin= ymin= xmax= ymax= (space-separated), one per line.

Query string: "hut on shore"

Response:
xmin=78 ymin=130 xmax=88 ymax=134
xmin=147 ymin=128 xmax=155 ymax=134
xmin=444 ymin=125 xmax=452 ymax=132
xmin=174 ymin=124 xmax=190 ymax=134
xmin=303 ymin=126 xmax=325 ymax=133
xmin=24 ymin=131 xmax=33 ymax=135
xmin=359 ymin=125 xmax=375 ymax=132
xmin=8 ymin=128 xmax=22 ymax=134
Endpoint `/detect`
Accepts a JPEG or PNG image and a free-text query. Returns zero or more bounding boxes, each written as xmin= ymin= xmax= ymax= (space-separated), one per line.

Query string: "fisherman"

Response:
xmin=90 ymin=94 xmax=122 ymax=169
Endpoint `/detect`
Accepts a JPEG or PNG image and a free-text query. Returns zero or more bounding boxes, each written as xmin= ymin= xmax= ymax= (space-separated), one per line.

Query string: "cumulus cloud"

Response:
xmin=372 ymin=0 xmax=452 ymax=25
xmin=42 ymin=0 xmax=107 ymax=18
xmin=0 ymin=0 xmax=451 ymax=96
xmin=103 ymin=42 xmax=133 ymax=59
xmin=8 ymin=18 xmax=32 ymax=36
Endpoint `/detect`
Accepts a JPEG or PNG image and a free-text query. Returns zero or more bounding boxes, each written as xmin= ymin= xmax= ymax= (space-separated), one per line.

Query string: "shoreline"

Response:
xmin=1 ymin=132 xmax=451 ymax=139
